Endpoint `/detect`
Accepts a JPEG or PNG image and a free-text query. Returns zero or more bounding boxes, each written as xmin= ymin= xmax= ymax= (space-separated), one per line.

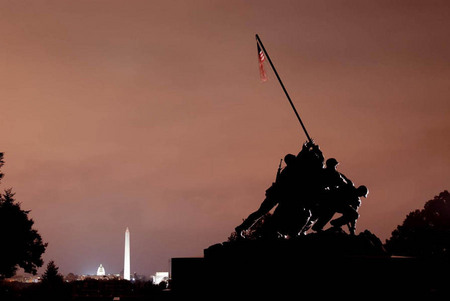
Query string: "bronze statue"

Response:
xmin=235 ymin=141 xmax=326 ymax=238
xmin=235 ymin=143 xmax=368 ymax=238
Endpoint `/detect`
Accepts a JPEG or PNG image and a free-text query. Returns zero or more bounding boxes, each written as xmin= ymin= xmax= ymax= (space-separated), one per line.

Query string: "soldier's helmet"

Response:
xmin=326 ymin=158 xmax=339 ymax=168
xmin=284 ymin=154 xmax=296 ymax=165
xmin=356 ymin=185 xmax=369 ymax=197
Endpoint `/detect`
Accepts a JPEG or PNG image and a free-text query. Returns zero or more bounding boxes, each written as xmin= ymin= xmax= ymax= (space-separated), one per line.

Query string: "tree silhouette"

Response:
xmin=41 ymin=260 xmax=64 ymax=285
xmin=0 ymin=154 xmax=47 ymax=279
xmin=0 ymin=153 xmax=4 ymax=184
xmin=385 ymin=190 xmax=450 ymax=258
xmin=40 ymin=260 xmax=68 ymax=301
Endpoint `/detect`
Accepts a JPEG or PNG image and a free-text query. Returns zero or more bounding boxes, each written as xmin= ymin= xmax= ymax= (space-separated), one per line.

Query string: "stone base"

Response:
xmin=171 ymin=230 xmax=450 ymax=299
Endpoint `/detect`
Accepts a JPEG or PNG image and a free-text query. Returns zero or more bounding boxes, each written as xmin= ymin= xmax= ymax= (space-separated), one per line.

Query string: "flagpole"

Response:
xmin=256 ymin=34 xmax=313 ymax=144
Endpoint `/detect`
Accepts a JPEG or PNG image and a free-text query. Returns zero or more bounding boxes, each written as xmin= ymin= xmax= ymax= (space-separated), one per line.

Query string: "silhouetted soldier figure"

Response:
xmin=267 ymin=149 xmax=315 ymax=237
xmin=329 ymin=185 xmax=368 ymax=235
xmin=291 ymin=141 xmax=326 ymax=233
xmin=311 ymin=158 xmax=355 ymax=233
xmin=235 ymin=140 xmax=327 ymax=238
xmin=235 ymin=153 xmax=309 ymax=238
xmin=322 ymin=158 xmax=352 ymax=188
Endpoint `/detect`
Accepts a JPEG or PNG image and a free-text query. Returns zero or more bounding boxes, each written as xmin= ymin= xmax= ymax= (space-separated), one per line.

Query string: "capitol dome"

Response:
xmin=97 ymin=264 xmax=105 ymax=276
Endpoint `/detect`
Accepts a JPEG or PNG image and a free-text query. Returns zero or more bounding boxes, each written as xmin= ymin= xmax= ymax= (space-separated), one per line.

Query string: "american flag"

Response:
xmin=257 ymin=43 xmax=267 ymax=82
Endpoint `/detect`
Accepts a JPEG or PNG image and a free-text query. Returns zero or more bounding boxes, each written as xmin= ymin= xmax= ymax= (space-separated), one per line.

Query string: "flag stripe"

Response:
xmin=257 ymin=43 xmax=267 ymax=82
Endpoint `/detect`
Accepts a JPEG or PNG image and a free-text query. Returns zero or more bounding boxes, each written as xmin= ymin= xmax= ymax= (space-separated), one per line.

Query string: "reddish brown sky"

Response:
xmin=1 ymin=1 xmax=450 ymax=276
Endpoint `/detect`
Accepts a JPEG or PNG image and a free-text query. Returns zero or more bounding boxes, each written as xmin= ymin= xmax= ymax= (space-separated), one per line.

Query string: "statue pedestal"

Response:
xmin=171 ymin=230 xmax=449 ymax=299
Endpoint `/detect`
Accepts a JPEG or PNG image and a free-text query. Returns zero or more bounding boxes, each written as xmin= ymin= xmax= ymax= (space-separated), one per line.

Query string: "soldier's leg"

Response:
xmin=235 ymin=197 xmax=277 ymax=234
xmin=297 ymin=209 xmax=312 ymax=235
xmin=311 ymin=209 xmax=335 ymax=232
xmin=347 ymin=220 xmax=356 ymax=235
xmin=330 ymin=207 xmax=359 ymax=229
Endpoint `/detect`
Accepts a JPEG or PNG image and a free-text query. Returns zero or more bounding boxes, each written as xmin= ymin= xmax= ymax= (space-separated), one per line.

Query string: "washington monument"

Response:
xmin=124 ymin=227 xmax=130 ymax=280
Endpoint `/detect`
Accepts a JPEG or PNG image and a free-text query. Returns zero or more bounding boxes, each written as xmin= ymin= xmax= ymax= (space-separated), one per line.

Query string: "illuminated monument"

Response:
xmin=96 ymin=264 xmax=105 ymax=276
xmin=124 ymin=227 xmax=130 ymax=280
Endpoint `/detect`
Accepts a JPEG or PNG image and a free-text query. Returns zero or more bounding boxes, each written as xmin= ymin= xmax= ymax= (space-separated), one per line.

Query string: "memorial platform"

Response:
xmin=171 ymin=230 xmax=450 ymax=299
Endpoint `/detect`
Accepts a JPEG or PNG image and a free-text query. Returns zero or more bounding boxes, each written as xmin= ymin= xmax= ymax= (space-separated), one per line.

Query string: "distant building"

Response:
xmin=64 ymin=273 xmax=78 ymax=282
xmin=97 ymin=264 xmax=106 ymax=276
xmin=152 ymin=272 xmax=169 ymax=285
xmin=5 ymin=274 xmax=41 ymax=283
xmin=80 ymin=273 xmax=120 ymax=281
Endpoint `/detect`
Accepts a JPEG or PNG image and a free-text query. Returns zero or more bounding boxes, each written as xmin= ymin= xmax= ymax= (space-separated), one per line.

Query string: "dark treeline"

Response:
xmin=386 ymin=190 xmax=450 ymax=258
